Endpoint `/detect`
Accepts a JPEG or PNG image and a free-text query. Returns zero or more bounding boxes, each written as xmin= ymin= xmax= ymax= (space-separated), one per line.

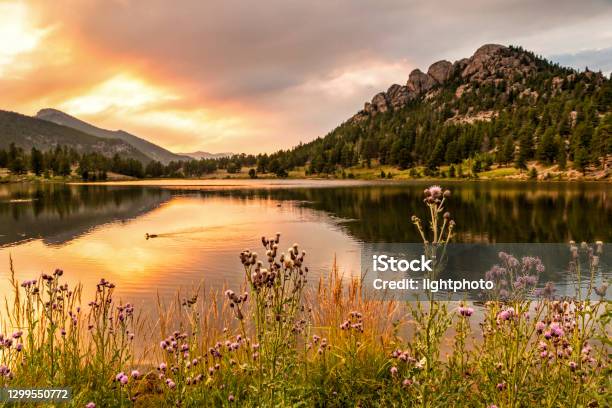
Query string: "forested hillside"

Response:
xmin=255 ymin=44 xmax=611 ymax=177
xmin=0 ymin=110 xmax=151 ymax=163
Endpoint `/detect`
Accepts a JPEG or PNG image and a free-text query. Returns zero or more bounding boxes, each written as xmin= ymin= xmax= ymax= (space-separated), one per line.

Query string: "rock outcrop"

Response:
xmin=350 ymin=44 xmax=544 ymax=122
xmin=427 ymin=60 xmax=453 ymax=84
xmin=459 ymin=44 xmax=536 ymax=82
xmin=386 ymin=84 xmax=412 ymax=109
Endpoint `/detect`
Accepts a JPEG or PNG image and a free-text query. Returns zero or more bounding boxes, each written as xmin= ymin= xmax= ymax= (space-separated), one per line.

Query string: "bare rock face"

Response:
xmin=386 ymin=84 xmax=413 ymax=109
xmin=371 ymin=92 xmax=390 ymax=113
xmin=427 ymin=60 xmax=453 ymax=84
xmin=351 ymin=43 xmax=544 ymax=122
xmin=407 ymin=69 xmax=436 ymax=94
xmin=461 ymin=44 xmax=536 ymax=81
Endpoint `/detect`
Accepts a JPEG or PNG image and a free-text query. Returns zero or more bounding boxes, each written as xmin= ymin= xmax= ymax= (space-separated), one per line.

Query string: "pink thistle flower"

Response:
xmin=228 ymin=395 xmax=235 ymax=402
xmin=550 ymin=323 xmax=564 ymax=338
xmin=390 ymin=366 xmax=398 ymax=376
xmin=458 ymin=306 xmax=474 ymax=317
xmin=428 ymin=185 xmax=442 ymax=198
xmin=497 ymin=308 xmax=515 ymax=322
xmin=86 ymin=403 xmax=96 ymax=408
xmin=131 ymin=370 xmax=140 ymax=379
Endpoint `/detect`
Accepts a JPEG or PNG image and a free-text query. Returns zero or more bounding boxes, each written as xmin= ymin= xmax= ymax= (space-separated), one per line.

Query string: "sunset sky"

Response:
xmin=1 ymin=0 xmax=611 ymax=154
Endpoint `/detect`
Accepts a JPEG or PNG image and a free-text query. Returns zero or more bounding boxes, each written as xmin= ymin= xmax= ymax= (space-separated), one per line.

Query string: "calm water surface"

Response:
xmin=0 ymin=180 xmax=610 ymax=314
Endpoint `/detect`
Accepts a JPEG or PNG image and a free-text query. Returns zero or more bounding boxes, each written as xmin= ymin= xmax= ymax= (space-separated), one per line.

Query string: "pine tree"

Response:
xmin=536 ymin=128 xmax=558 ymax=164
xmin=500 ymin=136 xmax=515 ymax=164
xmin=516 ymin=127 xmax=534 ymax=169
xmin=556 ymin=136 xmax=567 ymax=170
xmin=30 ymin=147 xmax=44 ymax=176
xmin=573 ymin=148 xmax=589 ymax=174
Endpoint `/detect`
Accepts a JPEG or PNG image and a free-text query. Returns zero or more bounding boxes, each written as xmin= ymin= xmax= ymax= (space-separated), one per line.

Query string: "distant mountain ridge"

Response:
xmin=36 ymin=108 xmax=189 ymax=164
xmin=0 ymin=110 xmax=151 ymax=162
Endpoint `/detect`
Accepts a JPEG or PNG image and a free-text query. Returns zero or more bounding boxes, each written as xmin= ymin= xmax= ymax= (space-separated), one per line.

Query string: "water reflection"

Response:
xmin=0 ymin=180 xmax=609 ymax=312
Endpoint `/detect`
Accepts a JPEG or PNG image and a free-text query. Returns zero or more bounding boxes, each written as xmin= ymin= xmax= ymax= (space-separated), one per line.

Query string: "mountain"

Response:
xmin=177 ymin=151 xmax=233 ymax=160
xmin=263 ymin=44 xmax=611 ymax=175
xmin=36 ymin=108 xmax=189 ymax=164
xmin=0 ymin=110 xmax=151 ymax=162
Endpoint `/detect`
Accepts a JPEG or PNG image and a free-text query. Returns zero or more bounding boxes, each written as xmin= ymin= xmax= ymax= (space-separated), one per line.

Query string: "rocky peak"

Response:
xmin=459 ymin=43 xmax=535 ymax=81
xmin=472 ymin=43 xmax=506 ymax=59
xmin=406 ymin=69 xmax=436 ymax=94
xmin=427 ymin=60 xmax=453 ymax=84
xmin=351 ymin=43 xmax=540 ymax=122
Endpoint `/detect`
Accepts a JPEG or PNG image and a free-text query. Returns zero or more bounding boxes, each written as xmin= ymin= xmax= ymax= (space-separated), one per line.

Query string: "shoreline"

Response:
xmin=1 ymin=176 xmax=610 ymax=186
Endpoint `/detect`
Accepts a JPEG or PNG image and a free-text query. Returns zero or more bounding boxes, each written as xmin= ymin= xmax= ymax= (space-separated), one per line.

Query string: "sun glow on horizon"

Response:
xmin=59 ymin=74 xmax=179 ymax=116
xmin=0 ymin=2 xmax=51 ymax=76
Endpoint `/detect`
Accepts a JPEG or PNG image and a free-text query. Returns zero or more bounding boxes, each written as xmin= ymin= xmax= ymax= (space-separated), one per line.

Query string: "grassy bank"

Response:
xmin=0 ymin=187 xmax=609 ymax=407
xmin=2 ymin=159 xmax=610 ymax=184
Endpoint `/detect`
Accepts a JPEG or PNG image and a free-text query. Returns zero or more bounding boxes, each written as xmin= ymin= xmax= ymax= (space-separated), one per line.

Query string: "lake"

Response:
xmin=0 ymin=180 xmax=610 ymax=314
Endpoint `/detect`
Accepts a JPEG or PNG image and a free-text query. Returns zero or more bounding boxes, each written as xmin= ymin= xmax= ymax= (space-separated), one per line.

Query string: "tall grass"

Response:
xmin=0 ymin=186 xmax=609 ymax=407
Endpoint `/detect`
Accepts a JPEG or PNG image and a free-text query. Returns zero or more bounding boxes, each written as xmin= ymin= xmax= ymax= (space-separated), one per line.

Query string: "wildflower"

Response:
xmin=228 ymin=395 xmax=235 ymax=402
xmin=427 ymin=185 xmax=442 ymax=198
xmin=535 ymin=321 xmax=546 ymax=333
xmin=115 ymin=372 xmax=125 ymax=382
xmin=120 ymin=375 xmax=128 ymax=385
xmin=131 ymin=370 xmax=140 ymax=379
xmin=402 ymin=378 xmax=413 ymax=387
xmin=12 ymin=330 xmax=22 ymax=339
xmin=497 ymin=308 xmax=515 ymax=322
xmin=496 ymin=382 xmax=506 ymax=391
xmin=166 ymin=379 xmax=176 ymax=389
xmin=390 ymin=366 xmax=398 ymax=376
xmin=158 ymin=363 xmax=167 ymax=371
xmin=16 ymin=343 xmax=23 ymax=352
xmin=550 ymin=323 xmax=564 ymax=338
xmin=457 ymin=305 xmax=474 ymax=317
xmin=86 ymin=403 xmax=96 ymax=408
xmin=569 ymin=361 xmax=577 ymax=371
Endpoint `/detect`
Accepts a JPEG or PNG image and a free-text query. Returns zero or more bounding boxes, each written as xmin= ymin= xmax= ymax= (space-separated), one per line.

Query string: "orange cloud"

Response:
xmin=3 ymin=0 xmax=609 ymax=154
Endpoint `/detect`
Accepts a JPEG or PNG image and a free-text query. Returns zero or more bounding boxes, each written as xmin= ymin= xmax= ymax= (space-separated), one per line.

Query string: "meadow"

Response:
xmin=0 ymin=186 xmax=609 ymax=407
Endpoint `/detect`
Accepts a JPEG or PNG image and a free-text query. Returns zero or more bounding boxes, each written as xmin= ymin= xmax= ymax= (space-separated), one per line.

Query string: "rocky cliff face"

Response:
xmin=351 ymin=44 xmax=540 ymax=122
